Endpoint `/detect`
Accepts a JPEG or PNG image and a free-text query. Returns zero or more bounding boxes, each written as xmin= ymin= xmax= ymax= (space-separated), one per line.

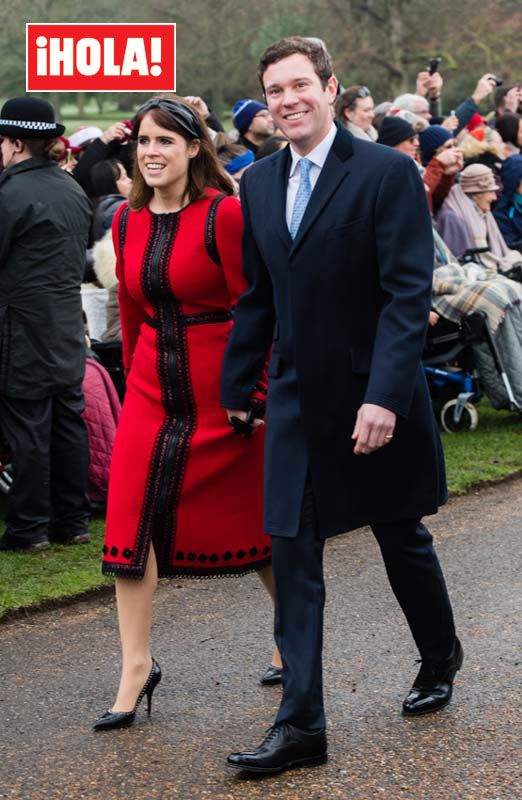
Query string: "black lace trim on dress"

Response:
xmin=118 ymin=210 xmax=198 ymax=577
xmin=204 ymin=194 xmax=227 ymax=267
xmin=118 ymin=205 xmax=130 ymax=260
xmin=102 ymin=556 xmax=271 ymax=580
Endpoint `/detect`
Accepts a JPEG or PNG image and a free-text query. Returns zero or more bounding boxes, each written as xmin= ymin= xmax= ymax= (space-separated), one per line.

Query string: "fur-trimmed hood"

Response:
xmin=92 ymin=229 xmax=117 ymax=290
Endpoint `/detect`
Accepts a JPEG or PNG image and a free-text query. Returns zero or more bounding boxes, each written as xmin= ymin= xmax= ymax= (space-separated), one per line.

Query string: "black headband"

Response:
xmin=135 ymin=98 xmax=202 ymax=138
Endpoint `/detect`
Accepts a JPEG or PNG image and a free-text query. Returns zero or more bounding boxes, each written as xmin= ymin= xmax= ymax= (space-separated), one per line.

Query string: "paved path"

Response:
xmin=1 ymin=480 xmax=521 ymax=800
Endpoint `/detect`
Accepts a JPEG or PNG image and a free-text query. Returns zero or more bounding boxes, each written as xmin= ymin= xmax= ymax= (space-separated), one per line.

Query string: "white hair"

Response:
xmin=395 ymin=109 xmax=429 ymax=132
xmin=392 ymin=93 xmax=429 ymax=113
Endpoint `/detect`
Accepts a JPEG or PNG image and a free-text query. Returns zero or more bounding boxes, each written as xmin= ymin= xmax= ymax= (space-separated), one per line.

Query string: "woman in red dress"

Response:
xmin=94 ymin=99 xmax=280 ymax=731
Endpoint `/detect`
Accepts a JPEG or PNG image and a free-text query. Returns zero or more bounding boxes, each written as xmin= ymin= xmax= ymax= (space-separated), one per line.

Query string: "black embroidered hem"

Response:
xmin=102 ymin=557 xmax=271 ymax=580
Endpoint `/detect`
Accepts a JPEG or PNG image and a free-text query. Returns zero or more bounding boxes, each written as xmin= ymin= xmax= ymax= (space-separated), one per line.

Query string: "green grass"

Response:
xmin=0 ymin=517 xmax=110 ymax=619
xmin=441 ymin=400 xmax=522 ymax=493
xmin=0 ymin=400 xmax=520 ymax=619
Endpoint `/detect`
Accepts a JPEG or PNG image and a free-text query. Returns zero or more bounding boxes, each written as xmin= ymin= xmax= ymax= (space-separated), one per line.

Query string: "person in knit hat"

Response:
xmin=414 ymin=125 xmax=463 ymax=214
xmin=419 ymin=124 xmax=454 ymax=166
xmin=232 ymin=98 xmax=275 ymax=156
xmin=377 ymin=115 xmax=418 ymax=158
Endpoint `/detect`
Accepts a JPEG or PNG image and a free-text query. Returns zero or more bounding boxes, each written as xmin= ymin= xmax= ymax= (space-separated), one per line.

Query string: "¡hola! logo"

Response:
xmin=26 ymin=23 xmax=176 ymax=92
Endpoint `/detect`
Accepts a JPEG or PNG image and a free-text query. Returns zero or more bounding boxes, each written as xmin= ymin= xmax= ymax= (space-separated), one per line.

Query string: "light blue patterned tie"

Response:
xmin=290 ymin=158 xmax=313 ymax=239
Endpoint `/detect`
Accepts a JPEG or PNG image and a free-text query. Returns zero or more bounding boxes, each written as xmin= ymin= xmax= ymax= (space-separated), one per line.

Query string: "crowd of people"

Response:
xmin=2 ymin=33 xmax=519 ymax=776
xmin=0 ymin=47 xmax=521 ymax=556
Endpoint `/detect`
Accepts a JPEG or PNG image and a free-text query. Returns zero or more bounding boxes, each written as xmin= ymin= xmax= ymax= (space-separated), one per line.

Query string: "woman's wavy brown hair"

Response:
xmin=128 ymin=99 xmax=234 ymax=211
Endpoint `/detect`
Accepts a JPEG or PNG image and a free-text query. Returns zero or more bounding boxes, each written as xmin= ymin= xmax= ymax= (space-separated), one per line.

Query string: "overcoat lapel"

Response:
xmin=270 ymin=145 xmax=293 ymax=250
xmin=290 ymin=123 xmax=354 ymax=255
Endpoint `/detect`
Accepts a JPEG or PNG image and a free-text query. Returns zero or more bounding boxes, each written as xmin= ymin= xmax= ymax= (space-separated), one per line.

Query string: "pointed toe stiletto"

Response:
xmin=93 ymin=658 xmax=162 ymax=731
xmin=260 ymin=664 xmax=283 ymax=686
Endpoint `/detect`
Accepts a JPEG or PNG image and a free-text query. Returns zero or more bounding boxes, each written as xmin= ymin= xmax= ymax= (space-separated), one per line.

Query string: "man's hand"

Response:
xmin=472 ymin=74 xmax=497 ymax=105
xmin=184 ymin=96 xmax=210 ymax=120
xmin=100 ymin=122 xmax=128 ymax=145
xmin=352 ymin=403 xmax=396 ymax=455
xmin=416 ymin=71 xmax=431 ymax=97
xmin=226 ymin=409 xmax=264 ymax=434
xmin=416 ymin=71 xmax=443 ymax=99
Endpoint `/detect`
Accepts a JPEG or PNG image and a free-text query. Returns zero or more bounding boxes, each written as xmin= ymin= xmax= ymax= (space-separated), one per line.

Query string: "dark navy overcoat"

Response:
xmin=221 ymin=122 xmax=447 ymax=538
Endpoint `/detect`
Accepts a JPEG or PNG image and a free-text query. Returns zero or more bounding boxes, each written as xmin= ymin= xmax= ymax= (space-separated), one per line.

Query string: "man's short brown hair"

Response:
xmin=257 ymin=36 xmax=333 ymax=92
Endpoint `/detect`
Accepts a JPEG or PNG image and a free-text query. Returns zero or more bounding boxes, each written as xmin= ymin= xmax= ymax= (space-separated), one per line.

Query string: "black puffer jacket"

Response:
xmin=0 ymin=159 xmax=92 ymax=398
xmin=90 ymin=194 xmax=126 ymax=245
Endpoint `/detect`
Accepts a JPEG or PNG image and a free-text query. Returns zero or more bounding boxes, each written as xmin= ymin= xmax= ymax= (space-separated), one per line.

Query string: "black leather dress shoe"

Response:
xmin=50 ymin=530 xmax=90 ymax=545
xmin=260 ymin=664 xmax=283 ymax=686
xmin=403 ymin=637 xmax=464 ymax=717
xmin=0 ymin=534 xmax=50 ymax=553
xmin=227 ymin=722 xmax=327 ymax=774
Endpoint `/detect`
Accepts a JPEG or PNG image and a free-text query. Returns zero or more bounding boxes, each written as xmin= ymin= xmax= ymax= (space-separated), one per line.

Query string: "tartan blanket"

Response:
xmin=432 ymin=263 xmax=522 ymax=334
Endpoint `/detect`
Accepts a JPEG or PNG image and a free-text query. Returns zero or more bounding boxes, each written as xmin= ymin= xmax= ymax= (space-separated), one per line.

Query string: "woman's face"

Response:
xmin=136 ymin=112 xmax=199 ymax=191
xmin=115 ymin=164 xmax=132 ymax=197
xmin=472 ymin=190 xmax=497 ymax=212
xmin=345 ymin=96 xmax=374 ymax=131
xmin=435 ymin=138 xmax=457 ymax=156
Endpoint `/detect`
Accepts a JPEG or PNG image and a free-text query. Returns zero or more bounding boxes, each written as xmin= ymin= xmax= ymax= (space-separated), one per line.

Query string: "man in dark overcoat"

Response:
xmin=0 ymin=97 xmax=92 ymax=552
xmin=221 ymin=38 xmax=463 ymax=774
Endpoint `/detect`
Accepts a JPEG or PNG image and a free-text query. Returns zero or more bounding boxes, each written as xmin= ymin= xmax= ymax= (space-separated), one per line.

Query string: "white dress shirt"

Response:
xmin=285 ymin=123 xmax=337 ymax=231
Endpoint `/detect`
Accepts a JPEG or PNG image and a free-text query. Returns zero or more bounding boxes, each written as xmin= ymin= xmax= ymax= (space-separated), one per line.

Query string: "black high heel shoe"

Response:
xmin=260 ymin=664 xmax=283 ymax=686
xmin=93 ymin=658 xmax=162 ymax=731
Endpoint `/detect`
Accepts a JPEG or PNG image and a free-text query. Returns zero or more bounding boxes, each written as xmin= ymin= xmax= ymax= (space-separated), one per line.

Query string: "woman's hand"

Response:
xmin=226 ymin=409 xmax=264 ymax=436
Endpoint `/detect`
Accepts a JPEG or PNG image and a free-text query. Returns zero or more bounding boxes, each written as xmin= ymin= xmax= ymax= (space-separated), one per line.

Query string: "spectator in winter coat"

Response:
xmin=493 ymin=84 xmax=522 ymax=122
xmin=232 ymin=99 xmax=275 ymax=156
xmin=335 ymin=85 xmax=377 ymax=141
xmin=377 ymin=115 xmax=419 ymax=159
xmin=495 ymin=113 xmax=522 ymax=159
xmin=87 ymin=158 xmax=132 ymax=343
xmin=493 ymin=154 xmax=522 ymax=251
xmin=419 ymin=125 xmax=464 ymax=214
xmin=70 ymin=122 xmax=134 ymax=197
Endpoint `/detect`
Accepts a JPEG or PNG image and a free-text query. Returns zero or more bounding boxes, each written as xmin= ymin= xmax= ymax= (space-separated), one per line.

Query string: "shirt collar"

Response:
xmin=289 ymin=123 xmax=336 ymax=177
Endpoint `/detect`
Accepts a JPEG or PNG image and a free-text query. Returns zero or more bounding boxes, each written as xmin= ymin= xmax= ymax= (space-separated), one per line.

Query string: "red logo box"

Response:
xmin=26 ymin=23 xmax=176 ymax=92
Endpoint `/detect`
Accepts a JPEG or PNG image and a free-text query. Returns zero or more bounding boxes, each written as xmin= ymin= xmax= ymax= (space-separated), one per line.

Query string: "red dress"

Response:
xmin=101 ymin=190 xmax=270 ymax=578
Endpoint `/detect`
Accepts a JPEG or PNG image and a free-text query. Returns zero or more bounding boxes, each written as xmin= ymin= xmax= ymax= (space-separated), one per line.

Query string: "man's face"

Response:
xmin=263 ymin=53 xmax=337 ymax=155
xmin=395 ymin=135 xmax=419 ymax=160
xmin=412 ymin=99 xmax=431 ymax=120
xmin=248 ymin=109 xmax=275 ymax=139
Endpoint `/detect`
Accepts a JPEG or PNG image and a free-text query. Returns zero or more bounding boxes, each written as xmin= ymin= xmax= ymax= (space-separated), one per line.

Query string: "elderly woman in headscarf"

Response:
xmin=435 ymin=163 xmax=522 ymax=280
